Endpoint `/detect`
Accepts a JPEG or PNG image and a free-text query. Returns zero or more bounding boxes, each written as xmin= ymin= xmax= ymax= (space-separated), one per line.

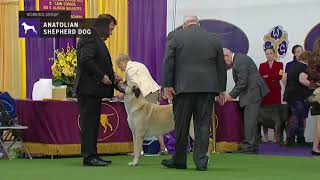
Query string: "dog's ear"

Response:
xmin=134 ymin=88 xmax=141 ymax=98
xmin=132 ymin=85 xmax=141 ymax=98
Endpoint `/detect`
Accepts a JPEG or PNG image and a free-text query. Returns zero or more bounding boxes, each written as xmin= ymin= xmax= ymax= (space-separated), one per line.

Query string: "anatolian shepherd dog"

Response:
xmin=118 ymin=83 xmax=196 ymax=166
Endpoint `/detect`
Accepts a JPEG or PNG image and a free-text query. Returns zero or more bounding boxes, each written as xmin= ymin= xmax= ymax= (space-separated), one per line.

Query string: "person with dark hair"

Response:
xmin=284 ymin=51 xmax=313 ymax=147
xmin=74 ymin=14 xmax=120 ymax=166
xmin=99 ymin=14 xmax=117 ymax=25
xmin=283 ymin=45 xmax=304 ymax=87
xmin=259 ymin=47 xmax=283 ymax=142
xmin=285 ymin=45 xmax=304 ymax=73
xmin=282 ymin=45 xmax=309 ymax=143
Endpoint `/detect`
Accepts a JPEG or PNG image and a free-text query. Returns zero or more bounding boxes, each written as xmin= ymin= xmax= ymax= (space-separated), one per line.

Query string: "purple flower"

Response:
xmin=264 ymin=41 xmax=273 ymax=49
xmin=278 ymin=41 xmax=288 ymax=56
xmin=271 ymin=26 xmax=283 ymax=40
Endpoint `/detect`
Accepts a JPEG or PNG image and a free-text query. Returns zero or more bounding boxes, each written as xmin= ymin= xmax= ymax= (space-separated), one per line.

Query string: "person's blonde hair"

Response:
xmin=115 ymin=53 xmax=130 ymax=64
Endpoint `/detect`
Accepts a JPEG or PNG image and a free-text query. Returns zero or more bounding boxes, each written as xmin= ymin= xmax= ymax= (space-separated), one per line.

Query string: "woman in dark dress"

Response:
xmin=284 ymin=51 xmax=313 ymax=146
xmin=285 ymin=45 xmax=304 ymax=73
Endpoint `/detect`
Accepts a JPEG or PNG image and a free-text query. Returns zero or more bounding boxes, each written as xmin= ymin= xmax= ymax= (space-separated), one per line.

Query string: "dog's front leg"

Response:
xmin=128 ymin=135 xmax=143 ymax=166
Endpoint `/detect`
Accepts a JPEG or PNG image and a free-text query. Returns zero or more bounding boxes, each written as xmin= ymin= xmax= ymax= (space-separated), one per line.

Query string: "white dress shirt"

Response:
xmin=125 ymin=61 xmax=160 ymax=97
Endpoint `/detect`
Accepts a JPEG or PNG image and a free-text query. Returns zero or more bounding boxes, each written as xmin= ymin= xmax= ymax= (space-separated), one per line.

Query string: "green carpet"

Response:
xmin=0 ymin=153 xmax=319 ymax=180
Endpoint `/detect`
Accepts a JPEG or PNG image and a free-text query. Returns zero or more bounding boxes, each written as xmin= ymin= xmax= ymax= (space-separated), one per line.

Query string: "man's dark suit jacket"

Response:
xmin=162 ymin=25 xmax=227 ymax=95
xmin=74 ymin=30 xmax=115 ymax=98
xmin=230 ymin=53 xmax=269 ymax=107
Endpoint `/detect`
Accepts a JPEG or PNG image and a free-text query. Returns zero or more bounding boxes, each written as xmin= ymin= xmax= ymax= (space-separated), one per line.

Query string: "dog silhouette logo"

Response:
xmin=77 ymin=103 xmax=120 ymax=141
xmin=100 ymin=114 xmax=115 ymax=133
xmin=21 ymin=22 xmax=37 ymax=34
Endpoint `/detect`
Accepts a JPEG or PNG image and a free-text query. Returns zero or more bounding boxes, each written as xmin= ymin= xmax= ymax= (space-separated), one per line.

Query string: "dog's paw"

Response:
xmin=128 ymin=161 xmax=138 ymax=166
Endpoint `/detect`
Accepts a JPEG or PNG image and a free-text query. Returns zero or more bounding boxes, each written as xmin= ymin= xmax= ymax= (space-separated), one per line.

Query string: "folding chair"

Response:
xmin=0 ymin=126 xmax=32 ymax=160
xmin=0 ymin=91 xmax=32 ymax=160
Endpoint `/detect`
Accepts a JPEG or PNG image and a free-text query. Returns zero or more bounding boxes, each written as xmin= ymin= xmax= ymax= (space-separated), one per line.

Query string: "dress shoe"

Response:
xmin=161 ymin=159 xmax=187 ymax=169
xmin=96 ymin=157 xmax=112 ymax=164
xmin=83 ymin=158 xmax=107 ymax=167
xmin=297 ymin=138 xmax=311 ymax=147
xmin=311 ymin=150 xmax=320 ymax=156
xmin=196 ymin=166 xmax=207 ymax=171
xmin=286 ymin=138 xmax=296 ymax=147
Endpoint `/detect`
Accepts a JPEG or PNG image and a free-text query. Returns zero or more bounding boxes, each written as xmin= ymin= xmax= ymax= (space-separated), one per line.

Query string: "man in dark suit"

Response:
xmin=74 ymin=14 xmax=120 ymax=166
xmin=161 ymin=16 xmax=227 ymax=171
xmin=219 ymin=48 xmax=269 ymax=154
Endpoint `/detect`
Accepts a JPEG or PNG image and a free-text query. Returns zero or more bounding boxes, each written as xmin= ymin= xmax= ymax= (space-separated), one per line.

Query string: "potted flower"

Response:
xmin=49 ymin=44 xmax=77 ymax=98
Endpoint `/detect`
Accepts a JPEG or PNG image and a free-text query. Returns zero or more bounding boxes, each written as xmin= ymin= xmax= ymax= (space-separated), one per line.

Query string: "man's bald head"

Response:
xmin=183 ymin=15 xmax=200 ymax=29
xmin=223 ymin=48 xmax=234 ymax=69
xmin=223 ymin=48 xmax=233 ymax=55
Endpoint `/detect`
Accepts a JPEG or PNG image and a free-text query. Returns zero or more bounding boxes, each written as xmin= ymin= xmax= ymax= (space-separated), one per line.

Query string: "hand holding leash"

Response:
xmin=101 ymin=75 xmax=112 ymax=85
xmin=114 ymin=73 xmax=123 ymax=82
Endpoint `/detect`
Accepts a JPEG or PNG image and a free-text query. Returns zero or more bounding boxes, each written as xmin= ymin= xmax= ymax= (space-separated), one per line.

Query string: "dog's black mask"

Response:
xmin=115 ymin=82 xmax=126 ymax=93
xmin=132 ymin=86 xmax=141 ymax=98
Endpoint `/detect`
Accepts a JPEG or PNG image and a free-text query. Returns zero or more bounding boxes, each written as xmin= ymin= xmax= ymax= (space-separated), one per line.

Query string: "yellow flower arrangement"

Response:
xmin=49 ymin=44 xmax=77 ymax=87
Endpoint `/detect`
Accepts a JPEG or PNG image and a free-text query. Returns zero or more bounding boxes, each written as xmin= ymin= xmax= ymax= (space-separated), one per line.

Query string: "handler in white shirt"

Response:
xmin=115 ymin=53 xmax=167 ymax=154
